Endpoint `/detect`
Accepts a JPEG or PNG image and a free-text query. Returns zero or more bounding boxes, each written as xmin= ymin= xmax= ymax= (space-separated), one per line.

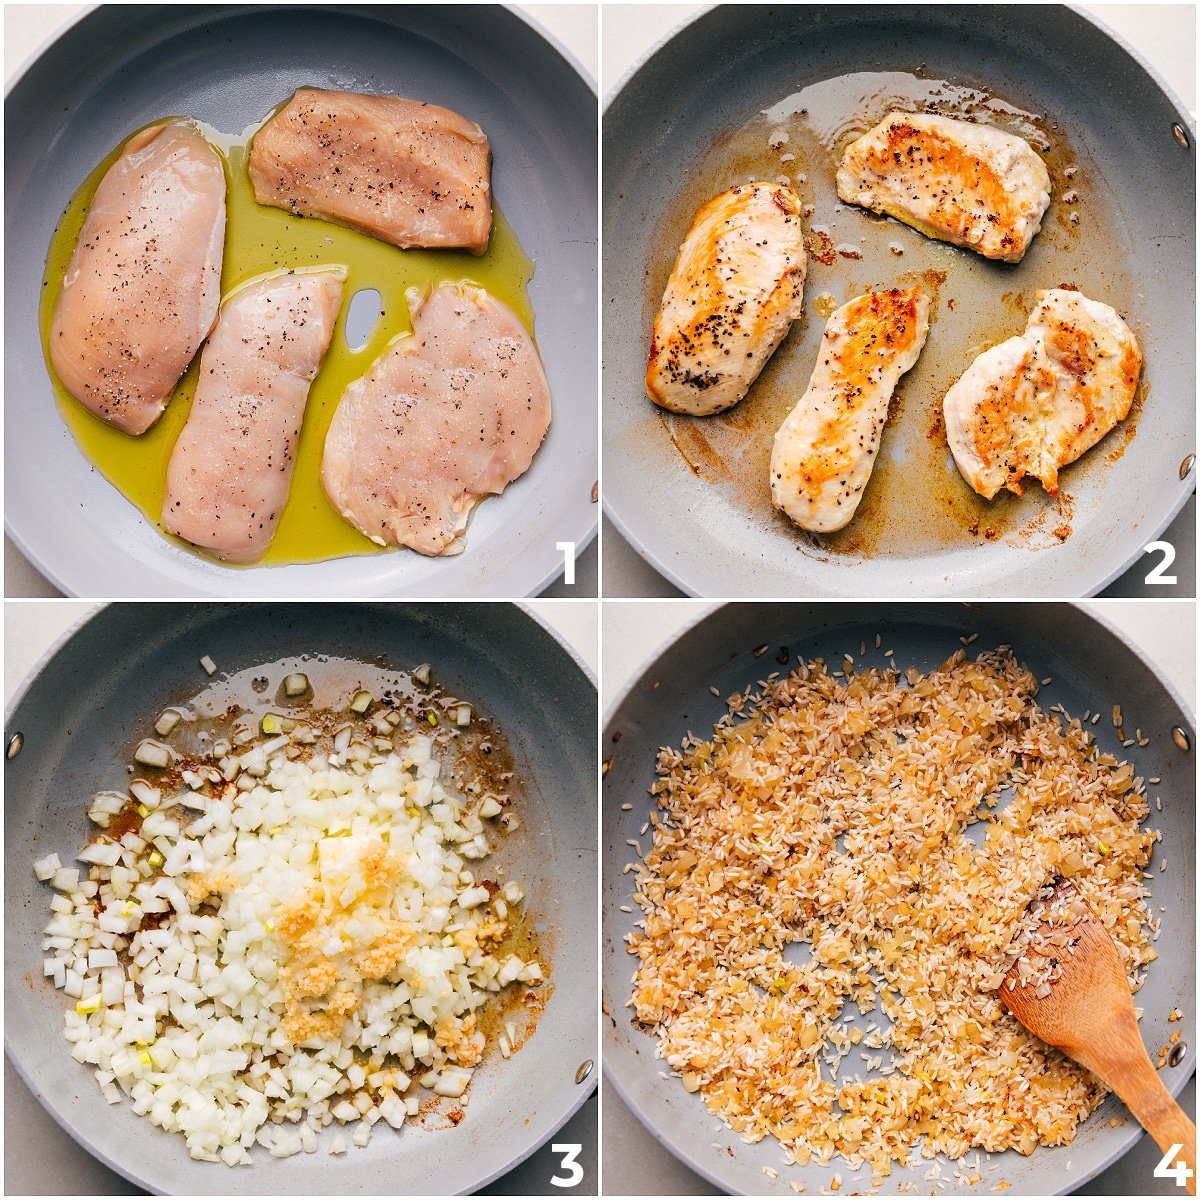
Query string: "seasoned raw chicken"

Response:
xmin=837 ymin=112 xmax=1051 ymax=264
xmin=647 ymin=182 xmax=807 ymax=415
xmin=162 ymin=267 xmax=346 ymax=563
xmin=771 ymin=287 xmax=930 ymax=532
xmin=249 ymin=88 xmax=492 ymax=254
xmin=944 ymin=288 xmax=1141 ymax=498
xmin=50 ymin=120 xmax=226 ymax=434
xmin=321 ymin=281 xmax=550 ymax=556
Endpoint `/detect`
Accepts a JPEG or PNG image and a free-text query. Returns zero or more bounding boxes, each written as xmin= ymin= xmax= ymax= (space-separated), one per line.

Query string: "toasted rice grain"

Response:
xmin=629 ymin=648 xmax=1158 ymax=1177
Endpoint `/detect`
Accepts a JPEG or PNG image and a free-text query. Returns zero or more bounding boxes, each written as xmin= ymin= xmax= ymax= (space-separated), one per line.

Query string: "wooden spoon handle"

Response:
xmin=1105 ymin=1050 xmax=1196 ymax=1196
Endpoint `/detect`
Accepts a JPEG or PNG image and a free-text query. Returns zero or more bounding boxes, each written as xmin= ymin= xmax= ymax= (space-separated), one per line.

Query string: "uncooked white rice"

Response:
xmin=629 ymin=647 xmax=1160 ymax=1178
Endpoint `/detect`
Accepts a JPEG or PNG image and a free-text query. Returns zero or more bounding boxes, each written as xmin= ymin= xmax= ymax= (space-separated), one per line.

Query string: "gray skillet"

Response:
xmin=5 ymin=5 xmax=597 ymax=597
xmin=603 ymin=601 xmax=1195 ymax=1194
xmin=603 ymin=5 xmax=1195 ymax=597
xmin=5 ymin=602 xmax=597 ymax=1194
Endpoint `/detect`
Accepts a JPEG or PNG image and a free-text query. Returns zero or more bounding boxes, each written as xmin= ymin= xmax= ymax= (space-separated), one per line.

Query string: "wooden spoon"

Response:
xmin=1001 ymin=878 xmax=1196 ymax=1195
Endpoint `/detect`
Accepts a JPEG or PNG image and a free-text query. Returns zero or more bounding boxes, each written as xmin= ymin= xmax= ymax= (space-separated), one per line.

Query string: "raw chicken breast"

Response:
xmin=771 ymin=287 xmax=930 ymax=532
xmin=50 ymin=120 xmax=226 ymax=434
xmin=162 ymin=267 xmax=346 ymax=563
xmin=249 ymin=88 xmax=492 ymax=254
xmin=321 ymin=281 xmax=550 ymax=556
xmin=647 ymin=182 xmax=807 ymax=415
xmin=944 ymin=288 xmax=1141 ymax=499
xmin=837 ymin=112 xmax=1051 ymax=264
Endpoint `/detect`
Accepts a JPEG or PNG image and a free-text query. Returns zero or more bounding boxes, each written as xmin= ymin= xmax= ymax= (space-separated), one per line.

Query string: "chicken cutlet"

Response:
xmin=837 ymin=112 xmax=1052 ymax=264
xmin=647 ymin=182 xmax=807 ymax=415
xmin=162 ymin=267 xmax=346 ymax=563
xmin=321 ymin=281 xmax=550 ymax=556
xmin=944 ymin=288 xmax=1141 ymax=499
xmin=771 ymin=287 xmax=930 ymax=533
xmin=249 ymin=88 xmax=492 ymax=255
xmin=50 ymin=120 xmax=226 ymax=434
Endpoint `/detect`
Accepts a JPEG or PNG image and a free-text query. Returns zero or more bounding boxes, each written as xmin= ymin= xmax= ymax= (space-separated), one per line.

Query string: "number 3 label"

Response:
xmin=1154 ymin=1143 xmax=1194 ymax=1188
xmin=1144 ymin=541 xmax=1177 ymax=585
xmin=550 ymin=1142 xmax=584 ymax=1188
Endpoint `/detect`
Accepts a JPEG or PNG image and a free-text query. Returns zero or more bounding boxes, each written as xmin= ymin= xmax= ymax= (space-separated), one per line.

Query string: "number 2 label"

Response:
xmin=1144 ymin=541 xmax=1177 ymax=586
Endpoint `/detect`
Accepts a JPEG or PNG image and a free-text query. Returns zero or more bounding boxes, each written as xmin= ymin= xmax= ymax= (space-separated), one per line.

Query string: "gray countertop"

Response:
xmin=601 ymin=599 xmax=1196 ymax=1196
xmin=3 ymin=599 xmax=598 ymax=1196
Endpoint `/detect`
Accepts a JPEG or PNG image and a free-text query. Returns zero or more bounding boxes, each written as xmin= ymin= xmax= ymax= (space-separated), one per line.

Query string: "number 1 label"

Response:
xmin=556 ymin=541 xmax=577 ymax=586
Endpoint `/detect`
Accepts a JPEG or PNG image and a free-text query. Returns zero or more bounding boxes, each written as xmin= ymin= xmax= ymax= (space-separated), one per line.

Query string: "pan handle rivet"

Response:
xmin=575 ymin=1059 xmax=594 ymax=1085
xmin=1172 ymin=123 xmax=1190 ymax=148
xmin=1180 ymin=454 xmax=1195 ymax=480
xmin=1171 ymin=726 xmax=1190 ymax=752
xmin=1168 ymin=1042 xmax=1186 ymax=1067
xmin=5 ymin=733 xmax=22 ymax=760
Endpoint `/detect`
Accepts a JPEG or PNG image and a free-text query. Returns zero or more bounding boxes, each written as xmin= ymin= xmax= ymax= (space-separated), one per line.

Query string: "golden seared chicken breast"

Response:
xmin=321 ymin=281 xmax=551 ymax=556
xmin=162 ymin=267 xmax=346 ymax=563
xmin=50 ymin=120 xmax=226 ymax=434
xmin=249 ymin=88 xmax=492 ymax=254
xmin=771 ymin=287 xmax=930 ymax=532
xmin=836 ymin=112 xmax=1051 ymax=264
xmin=647 ymin=182 xmax=806 ymax=415
xmin=944 ymin=288 xmax=1141 ymax=498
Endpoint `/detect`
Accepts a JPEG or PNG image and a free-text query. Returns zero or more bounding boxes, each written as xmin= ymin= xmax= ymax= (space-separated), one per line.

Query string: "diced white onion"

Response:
xmin=134 ymin=741 xmax=174 ymax=769
xmin=129 ymin=780 xmax=161 ymax=809
xmin=154 ymin=710 xmax=182 ymax=737
xmin=433 ymin=1066 xmax=472 ymax=1098
xmin=35 ymin=669 xmax=538 ymax=1167
xmin=33 ymin=853 xmax=61 ymax=881
xmin=78 ymin=841 xmax=122 ymax=867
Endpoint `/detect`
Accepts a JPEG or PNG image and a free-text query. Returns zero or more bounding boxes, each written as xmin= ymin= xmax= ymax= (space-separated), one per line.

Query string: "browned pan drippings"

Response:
xmin=641 ymin=69 xmax=1139 ymax=562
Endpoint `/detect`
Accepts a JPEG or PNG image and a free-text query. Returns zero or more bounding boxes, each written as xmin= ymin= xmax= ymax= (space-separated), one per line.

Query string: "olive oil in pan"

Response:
xmin=645 ymin=70 xmax=1137 ymax=560
xmin=41 ymin=122 xmax=536 ymax=567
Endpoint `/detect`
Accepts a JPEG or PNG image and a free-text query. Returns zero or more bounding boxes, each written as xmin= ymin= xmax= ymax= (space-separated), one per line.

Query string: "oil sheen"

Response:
xmin=640 ymin=70 xmax=1133 ymax=561
xmin=40 ymin=121 xmax=536 ymax=567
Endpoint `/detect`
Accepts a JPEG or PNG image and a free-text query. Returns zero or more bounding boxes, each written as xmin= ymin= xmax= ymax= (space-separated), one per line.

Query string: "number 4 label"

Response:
xmin=1144 ymin=541 xmax=1177 ymax=585
xmin=1154 ymin=1143 xmax=1194 ymax=1188
xmin=550 ymin=1142 xmax=584 ymax=1188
